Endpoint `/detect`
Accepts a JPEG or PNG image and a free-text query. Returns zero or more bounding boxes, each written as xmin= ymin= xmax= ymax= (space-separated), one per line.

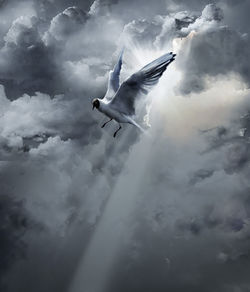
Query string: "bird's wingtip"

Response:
xmin=169 ymin=52 xmax=176 ymax=59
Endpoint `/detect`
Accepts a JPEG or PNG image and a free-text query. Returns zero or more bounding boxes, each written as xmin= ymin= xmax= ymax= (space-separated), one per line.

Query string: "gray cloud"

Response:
xmin=177 ymin=25 xmax=250 ymax=94
xmin=43 ymin=6 xmax=88 ymax=46
xmin=1 ymin=1 xmax=250 ymax=292
xmin=0 ymin=15 xmax=61 ymax=99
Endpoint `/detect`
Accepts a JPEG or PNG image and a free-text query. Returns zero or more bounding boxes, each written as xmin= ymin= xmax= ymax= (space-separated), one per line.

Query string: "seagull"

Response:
xmin=92 ymin=50 xmax=176 ymax=137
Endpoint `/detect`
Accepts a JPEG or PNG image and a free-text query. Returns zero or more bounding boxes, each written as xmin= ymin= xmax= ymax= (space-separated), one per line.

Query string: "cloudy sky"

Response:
xmin=1 ymin=0 xmax=250 ymax=291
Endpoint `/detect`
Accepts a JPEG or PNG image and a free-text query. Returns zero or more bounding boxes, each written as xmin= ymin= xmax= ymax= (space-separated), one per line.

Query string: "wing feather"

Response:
xmin=110 ymin=52 xmax=176 ymax=115
xmin=103 ymin=49 xmax=124 ymax=101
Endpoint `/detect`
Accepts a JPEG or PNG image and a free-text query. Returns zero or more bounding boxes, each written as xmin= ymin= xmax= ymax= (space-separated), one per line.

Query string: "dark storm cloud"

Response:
xmin=170 ymin=2 xmax=250 ymax=95
xmin=33 ymin=0 xmax=121 ymax=21
xmin=221 ymin=0 xmax=250 ymax=33
xmin=223 ymin=142 xmax=250 ymax=174
xmin=0 ymin=2 xmax=134 ymax=290
xmin=199 ymin=114 xmax=250 ymax=175
xmin=0 ymin=15 xmax=61 ymax=99
xmin=0 ymin=2 xmax=113 ymax=100
xmin=0 ymin=190 xmax=42 ymax=290
xmin=0 ymin=1 xmax=36 ymax=45
xmin=177 ymin=25 xmax=250 ymax=95
xmin=43 ymin=6 xmax=88 ymax=46
xmin=1 ymin=1 xmax=250 ymax=292
xmin=106 ymin=140 xmax=250 ymax=292
xmin=189 ymin=168 xmax=215 ymax=185
xmin=0 ymin=2 xmax=140 ymax=288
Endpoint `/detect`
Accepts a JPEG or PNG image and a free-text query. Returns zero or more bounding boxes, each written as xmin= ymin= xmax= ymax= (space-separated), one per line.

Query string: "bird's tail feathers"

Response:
xmin=129 ymin=118 xmax=151 ymax=137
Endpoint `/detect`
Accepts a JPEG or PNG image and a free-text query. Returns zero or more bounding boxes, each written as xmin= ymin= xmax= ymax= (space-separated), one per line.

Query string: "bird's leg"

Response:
xmin=113 ymin=124 xmax=122 ymax=138
xmin=101 ymin=118 xmax=113 ymax=128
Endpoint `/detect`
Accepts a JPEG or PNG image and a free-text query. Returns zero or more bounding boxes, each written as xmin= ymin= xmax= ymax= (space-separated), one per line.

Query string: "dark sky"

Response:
xmin=1 ymin=1 xmax=250 ymax=292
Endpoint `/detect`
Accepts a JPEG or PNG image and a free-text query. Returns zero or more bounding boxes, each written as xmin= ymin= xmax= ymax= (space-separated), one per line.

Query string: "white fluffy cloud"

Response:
xmin=43 ymin=6 xmax=87 ymax=45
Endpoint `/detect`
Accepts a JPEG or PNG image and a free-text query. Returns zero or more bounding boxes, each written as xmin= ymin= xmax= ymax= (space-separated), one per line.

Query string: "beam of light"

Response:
xmin=68 ymin=44 xmax=178 ymax=292
xmin=68 ymin=133 xmax=154 ymax=292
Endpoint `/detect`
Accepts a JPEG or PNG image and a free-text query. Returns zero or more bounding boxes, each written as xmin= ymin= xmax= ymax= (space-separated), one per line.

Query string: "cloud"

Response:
xmin=177 ymin=28 xmax=250 ymax=94
xmin=1 ymin=1 xmax=250 ymax=292
xmin=98 ymin=72 xmax=250 ymax=291
xmin=189 ymin=168 xmax=215 ymax=185
xmin=173 ymin=3 xmax=250 ymax=95
xmin=0 ymin=168 xmax=43 ymax=290
xmin=0 ymin=15 xmax=61 ymax=99
xmin=43 ymin=6 xmax=88 ymax=46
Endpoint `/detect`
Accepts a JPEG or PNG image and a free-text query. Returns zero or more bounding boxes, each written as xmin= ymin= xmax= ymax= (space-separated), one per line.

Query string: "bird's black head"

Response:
xmin=92 ymin=98 xmax=100 ymax=110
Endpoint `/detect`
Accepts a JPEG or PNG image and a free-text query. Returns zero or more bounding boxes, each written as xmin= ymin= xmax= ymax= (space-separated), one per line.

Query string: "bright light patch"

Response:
xmin=124 ymin=38 xmax=250 ymax=143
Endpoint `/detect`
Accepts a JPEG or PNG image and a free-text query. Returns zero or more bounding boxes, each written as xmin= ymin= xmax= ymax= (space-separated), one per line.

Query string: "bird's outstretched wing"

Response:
xmin=110 ymin=52 xmax=176 ymax=116
xmin=103 ymin=49 xmax=124 ymax=102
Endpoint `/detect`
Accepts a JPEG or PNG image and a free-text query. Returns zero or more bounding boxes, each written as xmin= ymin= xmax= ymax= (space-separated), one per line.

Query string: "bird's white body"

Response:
xmin=98 ymin=100 xmax=131 ymax=124
xmin=92 ymin=50 xmax=176 ymax=137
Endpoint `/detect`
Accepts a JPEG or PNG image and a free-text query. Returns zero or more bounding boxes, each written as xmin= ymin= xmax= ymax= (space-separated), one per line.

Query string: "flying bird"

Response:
xmin=92 ymin=50 xmax=176 ymax=137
